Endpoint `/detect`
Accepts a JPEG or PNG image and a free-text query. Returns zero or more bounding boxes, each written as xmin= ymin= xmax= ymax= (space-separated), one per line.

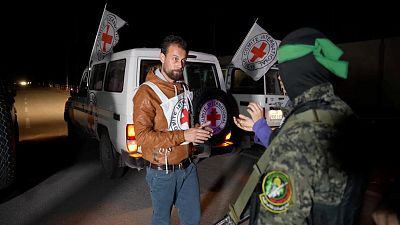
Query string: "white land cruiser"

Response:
xmin=64 ymin=48 xmax=235 ymax=178
xmin=225 ymin=65 xmax=290 ymax=148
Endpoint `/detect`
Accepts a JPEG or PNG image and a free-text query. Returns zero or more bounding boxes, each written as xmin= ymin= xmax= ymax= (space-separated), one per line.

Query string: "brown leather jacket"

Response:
xmin=133 ymin=68 xmax=193 ymax=165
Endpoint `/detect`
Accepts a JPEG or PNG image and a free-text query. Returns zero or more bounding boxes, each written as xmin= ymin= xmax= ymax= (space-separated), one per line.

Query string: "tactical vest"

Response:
xmin=246 ymin=100 xmax=366 ymax=225
xmin=291 ymin=108 xmax=365 ymax=225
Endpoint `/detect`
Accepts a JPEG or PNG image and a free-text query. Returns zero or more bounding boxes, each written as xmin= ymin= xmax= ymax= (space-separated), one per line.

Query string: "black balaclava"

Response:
xmin=278 ymin=28 xmax=332 ymax=100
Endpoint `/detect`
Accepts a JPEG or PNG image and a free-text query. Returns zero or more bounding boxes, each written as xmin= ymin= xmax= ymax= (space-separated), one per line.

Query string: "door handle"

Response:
xmin=113 ymin=113 xmax=120 ymax=121
xmin=239 ymin=101 xmax=249 ymax=106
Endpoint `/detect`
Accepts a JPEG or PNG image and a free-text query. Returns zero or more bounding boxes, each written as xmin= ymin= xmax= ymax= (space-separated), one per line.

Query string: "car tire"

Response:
xmin=99 ymin=131 xmax=125 ymax=179
xmin=192 ymin=88 xmax=235 ymax=145
xmin=0 ymin=97 xmax=16 ymax=190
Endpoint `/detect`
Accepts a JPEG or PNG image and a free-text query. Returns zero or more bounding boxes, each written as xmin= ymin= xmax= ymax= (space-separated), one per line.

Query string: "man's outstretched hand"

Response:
xmin=185 ymin=121 xmax=213 ymax=144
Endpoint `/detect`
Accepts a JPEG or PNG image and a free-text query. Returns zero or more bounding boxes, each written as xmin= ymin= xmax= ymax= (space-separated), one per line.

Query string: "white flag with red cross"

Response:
xmin=90 ymin=8 xmax=127 ymax=63
xmin=231 ymin=22 xmax=280 ymax=81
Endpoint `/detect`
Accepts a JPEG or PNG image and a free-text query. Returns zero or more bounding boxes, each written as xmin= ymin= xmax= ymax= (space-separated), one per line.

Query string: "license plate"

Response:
xmin=268 ymin=110 xmax=283 ymax=120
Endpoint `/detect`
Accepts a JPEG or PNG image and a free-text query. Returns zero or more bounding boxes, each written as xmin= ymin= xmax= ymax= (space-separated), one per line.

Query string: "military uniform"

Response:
xmin=256 ymin=82 xmax=355 ymax=225
xmin=217 ymin=27 xmax=365 ymax=225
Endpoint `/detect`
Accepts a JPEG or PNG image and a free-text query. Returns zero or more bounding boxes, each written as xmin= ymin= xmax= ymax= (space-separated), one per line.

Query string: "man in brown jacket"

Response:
xmin=133 ymin=35 xmax=213 ymax=225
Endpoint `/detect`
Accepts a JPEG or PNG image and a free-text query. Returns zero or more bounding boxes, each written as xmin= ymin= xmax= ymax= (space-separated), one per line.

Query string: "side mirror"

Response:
xmin=69 ymin=87 xmax=77 ymax=96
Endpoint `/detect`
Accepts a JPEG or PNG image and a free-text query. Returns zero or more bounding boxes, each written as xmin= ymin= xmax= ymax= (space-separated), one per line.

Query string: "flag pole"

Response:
xmin=88 ymin=3 xmax=107 ymax=70
xmin=231 ymin=18 xmax=259 ymax=66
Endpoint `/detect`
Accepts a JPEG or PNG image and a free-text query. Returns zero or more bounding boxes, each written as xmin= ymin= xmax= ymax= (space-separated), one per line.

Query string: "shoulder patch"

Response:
xmin=259 ymin=170 xmax=292 ymax=213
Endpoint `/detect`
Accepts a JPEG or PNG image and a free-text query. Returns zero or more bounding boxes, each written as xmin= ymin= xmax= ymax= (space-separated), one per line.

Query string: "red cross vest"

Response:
xmin=143 ymin=81 xmax=192 ymax=146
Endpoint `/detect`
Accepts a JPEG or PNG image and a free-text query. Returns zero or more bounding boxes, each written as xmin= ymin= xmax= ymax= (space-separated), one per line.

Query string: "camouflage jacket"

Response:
xmin=257 ymin=82 xmax=354 ymax=225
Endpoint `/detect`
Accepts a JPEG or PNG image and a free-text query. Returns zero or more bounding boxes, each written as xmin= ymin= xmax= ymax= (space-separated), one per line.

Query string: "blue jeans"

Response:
xmin=146 ymin=163 xmax=201 ymax=225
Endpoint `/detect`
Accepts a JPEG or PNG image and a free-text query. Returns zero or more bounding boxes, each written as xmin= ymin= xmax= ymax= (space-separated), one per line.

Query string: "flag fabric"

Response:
xmin=90 ymin=8 xmax=127 ymax=63
xmin=231 ymin=22 xmax=280 ymax=81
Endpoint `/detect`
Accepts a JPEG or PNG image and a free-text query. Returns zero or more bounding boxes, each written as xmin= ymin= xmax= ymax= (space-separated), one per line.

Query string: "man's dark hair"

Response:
xmin=161 ymin=35 xmax=188 ymax=55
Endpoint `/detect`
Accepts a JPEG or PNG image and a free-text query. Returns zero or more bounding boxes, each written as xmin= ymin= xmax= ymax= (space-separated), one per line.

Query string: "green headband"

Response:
xmin=278 ymin=38 xmax=348 ymax=79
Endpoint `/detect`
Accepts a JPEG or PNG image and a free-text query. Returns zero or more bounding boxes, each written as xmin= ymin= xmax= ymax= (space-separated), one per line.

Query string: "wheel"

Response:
xmin=0 ymin=97 xmax=16 ymax=189
xmin=192 ymin=88 xmax=236 ymax=145
xmin=99 ymin=131 xmax=125 ymax=179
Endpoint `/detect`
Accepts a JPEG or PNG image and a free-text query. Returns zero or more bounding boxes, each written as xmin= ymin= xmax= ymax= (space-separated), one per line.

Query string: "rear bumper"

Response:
xmin=195 ymin=140 xmax=235 ymax=158
xmin=121 ymin=150 xmax=146 ymax=170
xmin=211 ymin=143 xmax=235 ymax=156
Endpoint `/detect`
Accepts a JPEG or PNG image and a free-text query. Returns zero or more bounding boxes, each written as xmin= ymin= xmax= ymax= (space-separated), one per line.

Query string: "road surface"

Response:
xmin=0 ymin=86 xmax=262 ymax=225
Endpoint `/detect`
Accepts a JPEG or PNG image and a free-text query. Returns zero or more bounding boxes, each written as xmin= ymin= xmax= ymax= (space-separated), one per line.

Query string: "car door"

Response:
xmin=72 ymin=69 xmax=89 ymax=129
xmin=85 ymin=63 xmax=107 ymax=136
xmin=227 ymin=66 xmax=289 ymax=127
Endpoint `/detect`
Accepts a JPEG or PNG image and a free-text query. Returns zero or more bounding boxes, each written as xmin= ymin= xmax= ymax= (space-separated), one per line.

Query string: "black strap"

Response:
xmin=269 ymin=99 xmax=330 ymax=144
xmin=248 ymin=179 xmax=262 ymax=225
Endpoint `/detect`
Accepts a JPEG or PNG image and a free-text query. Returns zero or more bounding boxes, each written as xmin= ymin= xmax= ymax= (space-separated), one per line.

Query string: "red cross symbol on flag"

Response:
xmin=207 ymin=107 xmax=221 ymax=126
xmin=250 ymin=42 xmax=267 ymax=62
xmin=180 ymin=108 xmax=189 ymax=125
xmin=101 ymin=24 xmax=113 ymax=53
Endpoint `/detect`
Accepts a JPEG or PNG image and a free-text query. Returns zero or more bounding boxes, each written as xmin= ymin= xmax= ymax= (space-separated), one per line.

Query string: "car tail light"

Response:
xmin=213 ymin=131 xmax=234 ymax=148
xmin=225 ymin=131 xmax=232 ymax=141
xmin=126 ymin=124 xmax=141 ymax=158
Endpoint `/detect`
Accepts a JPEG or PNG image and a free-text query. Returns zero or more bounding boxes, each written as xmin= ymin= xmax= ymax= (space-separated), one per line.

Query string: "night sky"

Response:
xmin=4 ymin=2 xmax=399 ymax=85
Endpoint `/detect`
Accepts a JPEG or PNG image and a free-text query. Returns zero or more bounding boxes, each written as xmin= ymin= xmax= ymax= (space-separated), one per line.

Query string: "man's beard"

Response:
xmin=164 ymin=68 xmax=183 ymax=81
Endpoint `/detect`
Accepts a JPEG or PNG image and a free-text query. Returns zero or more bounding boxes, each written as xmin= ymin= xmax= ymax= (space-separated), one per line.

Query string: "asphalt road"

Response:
xmin=4 ymin=85 xmax=398 ymax=225
xmin=0 ymin=86 xmax=262 ymax=225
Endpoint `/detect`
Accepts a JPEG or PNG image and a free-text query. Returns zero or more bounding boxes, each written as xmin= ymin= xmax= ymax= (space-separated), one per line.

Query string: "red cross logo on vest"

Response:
xmin=250 ymin=42 xmax=267 ymax=62
xmin=180 ymin=108 xmax=189 ymax=125
xmin=207 ymin=107 xmax=221 ymax=126
xmin=101 ymin=24 xmax=113 ymax=53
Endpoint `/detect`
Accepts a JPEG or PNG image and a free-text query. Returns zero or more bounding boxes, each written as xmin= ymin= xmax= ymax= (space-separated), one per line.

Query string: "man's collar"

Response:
xmin=155 ymin=68 xmax=167 ymax=82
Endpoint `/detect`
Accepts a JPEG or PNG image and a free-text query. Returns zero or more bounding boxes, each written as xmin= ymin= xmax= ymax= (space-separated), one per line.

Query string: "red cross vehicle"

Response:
xmin=64 ymin=48 xmax=236 ymax=178
xmin=225 ymin=64 xmax=290 ymax=149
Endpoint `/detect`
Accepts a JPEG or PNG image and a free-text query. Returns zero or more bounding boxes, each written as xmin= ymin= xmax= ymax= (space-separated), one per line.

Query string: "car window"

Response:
xmin=184 ymin=62 xmax=219 ymax=90
xmin=89 ymin=63 xmax=106 ymax=90
xmin=104 ymin=59 xmax=126 ymax=92
xmin=231 ymin=69 xmax=264 ymax=94
xmin=230 ymin=68 xmax=285 ymax=95
xmin=139 ymin=60 xmax=219 ymax=91
xmin=139 ymin=60 xmax=161 ymax=84
xmin=265 ymin=69 xmax=285 ymax=95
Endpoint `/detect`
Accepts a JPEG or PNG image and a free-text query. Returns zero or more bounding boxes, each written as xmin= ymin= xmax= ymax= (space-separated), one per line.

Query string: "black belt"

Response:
xmin=149 ymin=158 xmax=192 ymax=171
